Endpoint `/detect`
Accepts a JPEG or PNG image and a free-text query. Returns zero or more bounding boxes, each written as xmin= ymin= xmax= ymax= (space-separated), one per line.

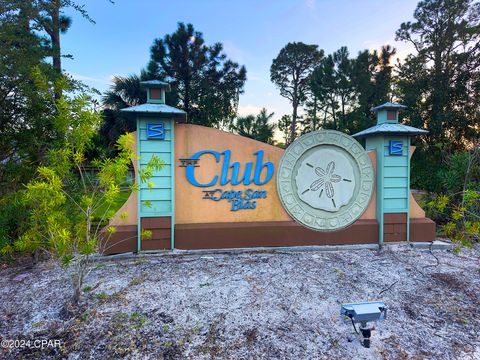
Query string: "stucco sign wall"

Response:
xmin=174 ymin=124 xmax=292 ymax=224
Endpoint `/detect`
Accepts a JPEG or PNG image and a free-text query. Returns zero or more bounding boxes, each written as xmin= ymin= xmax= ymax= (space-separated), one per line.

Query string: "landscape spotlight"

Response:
xmin=340 ymin=301 xmax=387 ymax=348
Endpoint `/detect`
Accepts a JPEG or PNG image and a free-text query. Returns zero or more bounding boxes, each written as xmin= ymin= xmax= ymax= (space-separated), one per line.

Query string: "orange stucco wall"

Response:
xmin=174 ymin=124 xmax=290 ymax=224
xmin=109 ymin=132 xmax=138 ymax=226
xmin=409 ymin=146 xmax=426 ymax=218
xmin=174 ymin=124 xmax=377 ymax=224
xmin=110 ymin=126 xmax=434 ymax=227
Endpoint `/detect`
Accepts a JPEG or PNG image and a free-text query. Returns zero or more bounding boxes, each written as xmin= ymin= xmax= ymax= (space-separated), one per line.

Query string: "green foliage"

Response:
xmin=101 ymin=23 xmax=247 ymax=151
xmin=301 ymin=93 xmax=321 ymax=134
xmin=140 ymin=229 xmax=153 ymax=240
xmin=270 ymin=42 xmax=323 ymax=143
xmin=270 ymin=44 xmax=396 ymax=139
xmin=148 ymin=22 xmax=247 ymax=128
xmin=230 ymin=108 xmax=276 ymax=144
xmin=425 ymin=147 xmax=480 ymax=248
xmin=309 ymin=45 xmax=396 ymax=134
xmin=427 ymin=189 xmax=480 ymax=248
xmin=0 ymin=192 xmax=28 ymax=259
xmin=395 ymin=0 xmax=480 ymax=191
xmin=0 ymin=8 xmax=57 ymax=194
xmin=0 ymin=62 xmax=79 ymax=254
xmin=95 ymin=291 xmax=109 ymax=304
xmin=277 ymin=115 xmax=293 ymax=147
xmin=99 ymin=75 xmax=148 ymax=152
xmin=310 ymin=47 xmax=352 ymax=131
xmin=0 ymin=1 xmax=102 ymax=185
xmin=438 ymin=152 xmax=474 ymax=194
xmin=6 ymin=0 xmax=101 ymax=75
xmin=14 ymin=76 xmax=162 ymax=304
xmin=92 ymin=191 xmax=131 ymax=223
xmin=0 ymin=0 xmax=105 ymax=195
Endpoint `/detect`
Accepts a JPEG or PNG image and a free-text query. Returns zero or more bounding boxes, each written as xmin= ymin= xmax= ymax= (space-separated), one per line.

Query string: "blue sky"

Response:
xmin=63 ymin=0 xmax=419 ymax=121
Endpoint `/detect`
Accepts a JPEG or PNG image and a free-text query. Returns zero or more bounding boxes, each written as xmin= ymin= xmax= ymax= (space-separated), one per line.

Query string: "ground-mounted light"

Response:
xmin=340 ymin=301 xmax=387 ymax=348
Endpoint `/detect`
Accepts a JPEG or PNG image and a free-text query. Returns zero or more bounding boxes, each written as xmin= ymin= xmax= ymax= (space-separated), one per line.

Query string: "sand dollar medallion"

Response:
xmin=277 ymin=130 xmax=374 ymax=231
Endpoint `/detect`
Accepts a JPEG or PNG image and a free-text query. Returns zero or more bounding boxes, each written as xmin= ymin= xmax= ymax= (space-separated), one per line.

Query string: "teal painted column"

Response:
xmin=365 ymin=136 xmax=385 ymax=245
xmin=121 ymin=80 xmax=187 ymax=251
xmin=137 ymin=116 xmax=175 ymax=250
xmin=170 ymin=122 xmax=175 ymax=250
xmin=354 ymin=103 xmax=428 ymax=246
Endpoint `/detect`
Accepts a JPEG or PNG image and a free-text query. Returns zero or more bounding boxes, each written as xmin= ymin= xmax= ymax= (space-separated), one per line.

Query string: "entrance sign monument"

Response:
xmin=103 ymin=81 xmax=436 ymax=253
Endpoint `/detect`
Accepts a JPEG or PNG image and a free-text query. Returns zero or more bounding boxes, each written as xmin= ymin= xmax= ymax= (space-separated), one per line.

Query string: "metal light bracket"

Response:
xmin=340 ymin=301 xmax=387 ymax=348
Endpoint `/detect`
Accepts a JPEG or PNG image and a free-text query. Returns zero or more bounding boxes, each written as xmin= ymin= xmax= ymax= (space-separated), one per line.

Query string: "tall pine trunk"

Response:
xmin=290 ymin=99 xmax=298 ymax=145
xmin=50 ymin=0 xmax=62 ymax=99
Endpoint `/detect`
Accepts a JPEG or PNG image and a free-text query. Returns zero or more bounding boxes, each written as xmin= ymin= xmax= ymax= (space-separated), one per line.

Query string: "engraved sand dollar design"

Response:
xmin=296 ymin=149 xmax=355 ymax=212
xmin=277 ymin=130 xmax=374 ymax=231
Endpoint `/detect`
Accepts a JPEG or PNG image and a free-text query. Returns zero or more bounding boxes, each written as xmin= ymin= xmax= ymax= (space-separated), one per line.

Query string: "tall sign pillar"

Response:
xmin=353 ymin=103 xmax=428 ymax=245
xmin=121 ymin=80 xmax=186 ymax=251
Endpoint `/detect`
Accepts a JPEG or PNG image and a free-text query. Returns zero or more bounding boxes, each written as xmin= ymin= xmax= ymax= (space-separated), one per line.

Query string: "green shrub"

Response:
xmin=410 ymin=148 xmax=443 ymax=193
xmin=425 ymin=147 xmax=480 ymax=249
xmin=438 ymin=152 xmax=477 ymax=195
xmin=0 ymin=192 xmax=28 ymax=259
xmin=14 ymin=74 xmax=161 ymax=306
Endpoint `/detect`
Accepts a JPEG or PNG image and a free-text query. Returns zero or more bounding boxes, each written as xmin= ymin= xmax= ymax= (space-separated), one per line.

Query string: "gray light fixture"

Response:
xmin=340 ymin=301 xmax=387 ymax=348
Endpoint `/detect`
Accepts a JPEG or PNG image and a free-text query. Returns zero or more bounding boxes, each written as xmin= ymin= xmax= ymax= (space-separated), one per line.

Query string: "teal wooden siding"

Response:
xmin=366 ymin=136 xmax=385 ymax=244
xmin=140 ymin=200 xmax=172 ymax=214
xmin=384 ymin=187 xmax=408 ymax=199
xmin=139 ymin=153 xmax=172 ymax=165
xmin=139 ymin=176 xmax=171 ymax=189
xmin=138 ymin=128 xmax=172 ymax=141
xmin=382 ymin=137 xmax=409 ymax=213
xmin=384 ymin=177 xmax=408 ymax=188
xmin=384 ymin=198 xmax=408 ymax=209
xmin=366 ymin=135 xmax=411 ymax=244
xmin=138 ymin=118 xmax=174 ymax=217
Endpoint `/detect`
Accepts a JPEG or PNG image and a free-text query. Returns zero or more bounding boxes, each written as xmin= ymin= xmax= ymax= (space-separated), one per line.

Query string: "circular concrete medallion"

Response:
xmin=277 ymin=130 xmax=374 ymax=231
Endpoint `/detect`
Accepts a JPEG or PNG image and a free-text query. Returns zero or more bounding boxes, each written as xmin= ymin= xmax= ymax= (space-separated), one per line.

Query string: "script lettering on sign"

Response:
xmin=180 ymin=150 xmax=274 ymax=211
xmin=202 ymin=188 xmax=267 ymax=211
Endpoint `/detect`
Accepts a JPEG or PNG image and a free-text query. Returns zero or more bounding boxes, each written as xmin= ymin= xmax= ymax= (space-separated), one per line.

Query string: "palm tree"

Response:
xmin=103 ymin=74 xmax=146 ymax=110
xmin=231 ymin=108 xmax=276 ymax=144
xmin=99 ymin=75 xmax=145 ymax=152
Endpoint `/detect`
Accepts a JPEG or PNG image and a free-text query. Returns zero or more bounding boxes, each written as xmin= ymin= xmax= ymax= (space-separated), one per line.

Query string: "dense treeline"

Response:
xmin=100 ymin=22 xmax=247 ymax=151
xmin=0 ymin=0 xmax=102 ymax=193
xmin=0 ymin=0 xmax=479 ymax=258
xmin=271 ymin=0 xmax=479 ymax=193
xmin=0 ymin=0 xmax=107 ymax=257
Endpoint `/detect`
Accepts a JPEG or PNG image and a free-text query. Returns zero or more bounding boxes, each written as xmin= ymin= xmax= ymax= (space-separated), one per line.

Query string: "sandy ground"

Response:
xmin=0 ymin=244 xmax=479 ymax=360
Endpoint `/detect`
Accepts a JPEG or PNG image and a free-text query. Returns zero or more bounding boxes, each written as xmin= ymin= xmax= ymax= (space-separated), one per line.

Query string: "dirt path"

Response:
xmin=1 ymin=245 xmax=479 ymax=359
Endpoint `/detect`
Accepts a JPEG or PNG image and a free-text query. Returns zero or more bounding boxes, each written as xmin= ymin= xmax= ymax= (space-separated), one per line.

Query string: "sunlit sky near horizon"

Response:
xmin=63 ymin=0 xmax=419 ymax=126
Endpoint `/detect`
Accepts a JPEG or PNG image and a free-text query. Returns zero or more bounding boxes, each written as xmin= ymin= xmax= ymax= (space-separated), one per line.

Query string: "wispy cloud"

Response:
xmin=247 ymin=72 xmax=270 ymax=83
xmin=362 ymin=39 xmax=415 ymax=64
xmin=395 ymin=42 xmax=416 ymax=64
xmin=237 ymin=104 xmax=268 ymax=116
xmin=222 ymin=40 xmax=249 ymax=63
xmin=305 ymin=0 xmax=316 ymax=9
xmin=70 ymin=73 xmax=111 ymax=85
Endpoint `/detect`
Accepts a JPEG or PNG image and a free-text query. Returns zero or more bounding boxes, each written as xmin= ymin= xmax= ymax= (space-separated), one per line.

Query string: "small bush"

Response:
xmin=14 ymin=73 xmax=162 ymax=306
xmin=0 ymin=192 xmax=28 ymax=259
xmin=425 ymin=147 xmax=480 ymax=249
